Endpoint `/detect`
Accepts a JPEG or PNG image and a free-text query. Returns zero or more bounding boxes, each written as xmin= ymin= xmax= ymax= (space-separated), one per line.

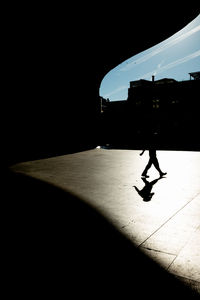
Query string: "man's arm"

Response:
xmin=140 ymin=150 xmax=145 ymax=156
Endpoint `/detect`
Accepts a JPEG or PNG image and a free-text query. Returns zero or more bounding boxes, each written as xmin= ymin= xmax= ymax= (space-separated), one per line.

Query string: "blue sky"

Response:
xmin=99 ymin=14 xmax=200 ymax=101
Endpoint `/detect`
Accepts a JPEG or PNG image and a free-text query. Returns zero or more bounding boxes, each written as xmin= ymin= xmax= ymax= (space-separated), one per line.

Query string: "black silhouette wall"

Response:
xmin=3 ymin=4 xmax=199 ymax=165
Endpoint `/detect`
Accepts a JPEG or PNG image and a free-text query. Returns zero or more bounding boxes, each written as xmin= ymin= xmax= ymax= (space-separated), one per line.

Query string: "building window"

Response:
xmin=152 ymin=99 xmax=160 ymax=109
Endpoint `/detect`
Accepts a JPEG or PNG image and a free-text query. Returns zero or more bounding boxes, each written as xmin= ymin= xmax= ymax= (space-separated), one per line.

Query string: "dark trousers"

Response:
xmin=142 ymin=155 xmax=162 ymax=175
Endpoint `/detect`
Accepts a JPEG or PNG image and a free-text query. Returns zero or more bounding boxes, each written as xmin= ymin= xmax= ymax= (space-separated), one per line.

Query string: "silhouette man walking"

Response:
xmin=140 ymin=149 xmax=167 ymax=178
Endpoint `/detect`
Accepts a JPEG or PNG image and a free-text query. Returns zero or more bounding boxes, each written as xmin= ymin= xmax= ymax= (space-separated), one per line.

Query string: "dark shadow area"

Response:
xmin=134 ymin=176 xmax=164 ymax=202
xmin=2 ymin=6 xmax=200 ymax=298
xmin=3 ymin=5 xmax=200 ymax=166
xmin=2 ymin=171 xmax=199 ymax=298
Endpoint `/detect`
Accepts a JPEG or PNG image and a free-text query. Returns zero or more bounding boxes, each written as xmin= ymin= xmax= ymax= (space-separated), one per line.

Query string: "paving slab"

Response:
xmin=140 ymin=193 xmax=200 ymax=254
xmin=168 ymin=223 xmax=200 ymax=282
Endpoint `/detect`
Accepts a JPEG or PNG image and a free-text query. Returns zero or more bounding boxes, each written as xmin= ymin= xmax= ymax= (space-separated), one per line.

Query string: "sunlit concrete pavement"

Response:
xmin=10 ymin=148 xmax=200 ymax=294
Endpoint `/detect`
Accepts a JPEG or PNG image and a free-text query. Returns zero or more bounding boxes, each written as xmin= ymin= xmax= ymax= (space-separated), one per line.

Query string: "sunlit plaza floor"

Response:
xmin=10 ymin=148 xmax=200 ymax=294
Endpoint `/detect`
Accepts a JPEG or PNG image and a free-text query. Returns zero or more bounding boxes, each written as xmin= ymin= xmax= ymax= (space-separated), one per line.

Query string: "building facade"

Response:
xmin=100 ymin=72 xmax=200 ymax=149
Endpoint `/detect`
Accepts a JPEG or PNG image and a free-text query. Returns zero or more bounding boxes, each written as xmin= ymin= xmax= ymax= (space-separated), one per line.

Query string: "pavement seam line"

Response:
xmin=166 ymin=254 xmax=178 ymax=271
xmin=139 ymin=245 xmax=176 ymax=256
xmin=137 ymin=191 xmax=200 ymax=248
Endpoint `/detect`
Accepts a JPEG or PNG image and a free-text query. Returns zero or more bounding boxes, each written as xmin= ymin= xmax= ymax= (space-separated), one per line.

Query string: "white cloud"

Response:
xmin=102 ymin=47 xmax=200 ymax=100
xmin=120 ymin=24 xmax=200 ymax=72
xmin=103 ymin=85 xmax=128 ymax=98
xmin=153 ymin=59 xmax=165 ymax=76
xmin=157 ymin=50 xmax=200 ymax=73
xmin=140 ymin=50 xmax=200 ymax=80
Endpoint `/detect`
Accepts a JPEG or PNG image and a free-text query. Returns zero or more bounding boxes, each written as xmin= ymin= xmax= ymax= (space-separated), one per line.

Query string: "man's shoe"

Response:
xmin=160 ymin=172 xmax=167 ymax=177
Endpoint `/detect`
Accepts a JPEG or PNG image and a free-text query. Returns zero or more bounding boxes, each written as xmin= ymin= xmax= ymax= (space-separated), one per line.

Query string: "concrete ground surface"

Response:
xmin=9 ymin=148 xmax=200 ymax=296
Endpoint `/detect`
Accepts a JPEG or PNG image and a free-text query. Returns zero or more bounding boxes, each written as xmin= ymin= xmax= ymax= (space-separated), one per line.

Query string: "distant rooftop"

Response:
xmin=155 ymin=78 xmax=177 ymax=84
xmin=130 ymin=72 xmax=200 ymax=88
xmin=189 ymin=72 xmax=200 ymax=80
xmin=130 ymin=79 xmax=152 ymax=88
xmin=129 ymin=77 xmax=177 ymax=88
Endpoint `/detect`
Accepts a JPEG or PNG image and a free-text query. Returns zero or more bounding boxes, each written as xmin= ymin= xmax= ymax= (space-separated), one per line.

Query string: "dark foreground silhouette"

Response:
xmin=2 ymin=171 xmax=199 ymax=299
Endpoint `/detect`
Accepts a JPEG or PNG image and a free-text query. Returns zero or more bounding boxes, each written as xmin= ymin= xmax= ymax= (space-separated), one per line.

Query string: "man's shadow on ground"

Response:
xmin=134 ymin=176 xmax=165 ymax=202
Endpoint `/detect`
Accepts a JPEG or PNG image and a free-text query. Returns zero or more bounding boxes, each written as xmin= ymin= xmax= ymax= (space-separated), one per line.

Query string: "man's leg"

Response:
xmin=153 ymin=157 xmax=167 ymax=176
xmin=141 ymin=159 xmax=152 ymax=177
